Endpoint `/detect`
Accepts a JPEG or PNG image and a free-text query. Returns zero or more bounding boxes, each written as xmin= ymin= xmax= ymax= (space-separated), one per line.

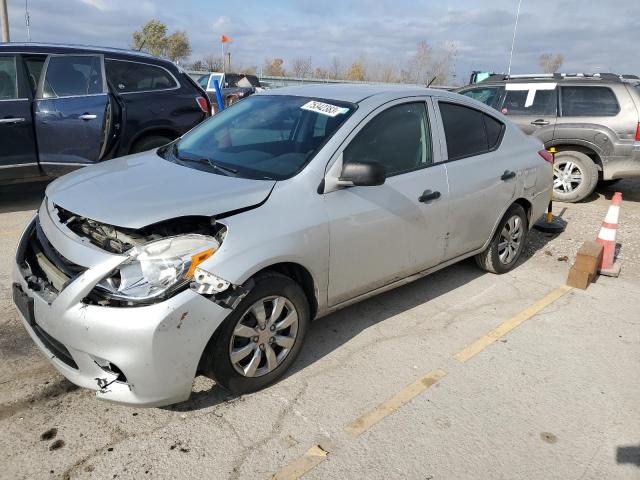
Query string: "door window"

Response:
xmin=343 ymin=102 xmax=432 ymax=176
xmin=459 ymin=86 xmax=503 ymax=108
xmin=439 ymin=102 xmax=504 ymax=160
xmin=105 ymin=59 xmax=178 ymax=93
xmin=23 ymin=55 xmax=47 ymax=95
xmin=41 ymin=55 xmax=104 ymax=98
xmin=502 ymin=88 xmax=557 ymax=116
xmin=0 ymin=56 xmax=18 ymax=100
xmin=560 ymin=86 xmax=620 ymax=116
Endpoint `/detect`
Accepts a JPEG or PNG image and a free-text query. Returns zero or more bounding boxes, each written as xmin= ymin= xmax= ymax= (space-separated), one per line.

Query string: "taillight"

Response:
xmin=538 ymin=149 xmax=554 ymax=163
xmin=195 ymin=96 xmax=209 ymax=114
xmin=635 ymin=122 xmax=640 ymax=141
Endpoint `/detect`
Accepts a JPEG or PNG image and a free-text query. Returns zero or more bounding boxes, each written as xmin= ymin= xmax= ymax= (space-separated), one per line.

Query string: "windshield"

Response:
xmin=164 ymin=95 xmax=355 ymax=180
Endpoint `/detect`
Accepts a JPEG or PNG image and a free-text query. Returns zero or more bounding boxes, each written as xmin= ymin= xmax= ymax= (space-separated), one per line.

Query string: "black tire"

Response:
xmin=130 ymin=135 xmax=173 ymax=154
xmin=475 ymin=204 xmax=528 ymax=274
xmin=552 ymin=150 xmax=598 ymax=203
xmin=204 ymin=272 xmax=309 ymax=395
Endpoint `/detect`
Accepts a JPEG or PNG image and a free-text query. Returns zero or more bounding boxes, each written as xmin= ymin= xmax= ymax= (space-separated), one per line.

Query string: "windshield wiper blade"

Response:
xmin=207 ymin=161 xmax=239 ymax=175
xmin=172 ymin=149 xmax=239 ymax=176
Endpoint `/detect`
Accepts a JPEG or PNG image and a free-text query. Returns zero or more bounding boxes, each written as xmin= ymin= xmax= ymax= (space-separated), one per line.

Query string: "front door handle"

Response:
xmin=0 ymin=117 xmax=26 ymax=124
xmin=501 ymin=170 xmax=517 ymax=181
xmin=79 ymin=114 xmax=97 ymax=121
xmin=531 ymin=119 xmax=550 ymax=126
xmin=418 ymin=189 xmax=441 ymax=203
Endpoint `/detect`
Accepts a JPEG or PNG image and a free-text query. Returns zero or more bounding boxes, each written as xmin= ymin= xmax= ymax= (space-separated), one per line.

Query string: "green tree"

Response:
xmin=132 ymin=19 xmax=168 ymax=57
xmin=166 ymin=31 xmax=191 ymax=64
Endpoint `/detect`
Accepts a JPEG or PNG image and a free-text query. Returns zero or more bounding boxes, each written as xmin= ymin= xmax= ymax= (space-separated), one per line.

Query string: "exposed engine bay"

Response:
xmin=55 ymin=205 xmax=227 ymax=254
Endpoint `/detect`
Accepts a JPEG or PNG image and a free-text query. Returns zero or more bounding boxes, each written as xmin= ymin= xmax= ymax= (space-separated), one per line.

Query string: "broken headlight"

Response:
xmin=96 ymin=235 xmax=219 ymax=302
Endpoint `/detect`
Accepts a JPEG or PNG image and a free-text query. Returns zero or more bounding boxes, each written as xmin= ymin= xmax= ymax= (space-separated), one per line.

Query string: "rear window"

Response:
xmin=560 ymin=86 xmax=620 ymax=117
xmin=502 ymin=88 xmax=557 ymax=116
xmin=42 ymin=55 xmax=104 ymax=98
xmin=106 ymin=59 xmax=178 ymax=93
xmin=439 ymin=102 xmax=504 ymax=160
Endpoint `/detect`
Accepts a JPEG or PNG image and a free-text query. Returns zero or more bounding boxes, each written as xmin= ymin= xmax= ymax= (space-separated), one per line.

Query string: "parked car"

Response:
xmin=0 ymin=43 xmax=210 ymax=185
xmin=457 ymin=73 xmax=640 ymax=202
xmin=196 ymin=72 xmax=263 ymax=110
xmin=12 ymin=84 xmax=551 ymax=406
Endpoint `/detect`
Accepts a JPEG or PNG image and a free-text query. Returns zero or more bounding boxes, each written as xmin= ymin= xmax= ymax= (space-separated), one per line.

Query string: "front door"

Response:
xmin=34 ymin=54 xmax=110 ymax=177
xmin=325 ymin=100 xmax=449 ymax=306
xmin=500 ymin=82 xmax=557 ymax=142
xmin=0 ymin=54 xmax=40 ymax=182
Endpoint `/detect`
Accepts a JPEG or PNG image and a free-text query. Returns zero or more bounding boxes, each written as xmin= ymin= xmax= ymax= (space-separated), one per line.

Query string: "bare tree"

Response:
xmin=406 ymin=40 xmax=433 ymax=84
xmin=539 ymin=53 xmax=564 ymax=73
xmin=329 ymin=57 xmax=343 ymax=80
xmin=291 ymin=56 xmax=313 ymax=78
xmin=263 ymin=58 xmax=286 ymax=77
xmin=346 ymin=60 xmax=367 ymax=81
xmin=201 ymin=54 xmax=223 ymax=72
xmin=429 ymin=41 xmax=457 ymax=85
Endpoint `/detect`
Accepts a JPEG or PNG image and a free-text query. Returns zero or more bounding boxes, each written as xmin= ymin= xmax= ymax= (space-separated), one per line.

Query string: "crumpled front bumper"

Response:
xmin=12 ymin=204 xmax=231 ymax=407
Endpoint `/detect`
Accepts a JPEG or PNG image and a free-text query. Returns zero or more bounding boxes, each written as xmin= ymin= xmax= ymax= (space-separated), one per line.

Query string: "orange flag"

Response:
xmin=221 ymin=35 xmax=231 ymax=43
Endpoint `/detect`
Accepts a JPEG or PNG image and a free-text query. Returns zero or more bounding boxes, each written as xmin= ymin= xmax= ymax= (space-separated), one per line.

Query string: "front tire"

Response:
xmin=552 ymin=151 xmax=598 ymax=203
xmin=204 ymin=272 xmax=309 ymax=395
xmin=475 ymin=204 xmax=528 ymax=274
xmin=130 ymin=135 xmax=173 ymax=154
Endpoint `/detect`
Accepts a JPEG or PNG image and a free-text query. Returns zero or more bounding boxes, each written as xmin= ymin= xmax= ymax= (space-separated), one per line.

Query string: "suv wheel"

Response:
xmin=130 ymin=135 xmax=173 ymax=154
xmin=552 ymin=151 xmax=598 ymax=202
xmin=204 ymin=272 xmax=309 ymax=395
xmin=475 ymin=204 xmax=528 ymax=274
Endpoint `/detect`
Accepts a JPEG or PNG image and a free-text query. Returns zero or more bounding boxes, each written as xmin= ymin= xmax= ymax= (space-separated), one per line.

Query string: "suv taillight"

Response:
xmin=196 ymin=96 xmax=209 ymax=114
xmin=538 ymin=149 xmax=554 ymax=163
xmin=635 ymin=122 xmax=640 ymax=141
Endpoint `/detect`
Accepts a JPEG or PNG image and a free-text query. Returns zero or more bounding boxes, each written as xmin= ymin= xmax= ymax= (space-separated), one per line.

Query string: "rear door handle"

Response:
xmin=531 ymin=119 xmax=550 ymax=126
xmin=501 ymin=170 xmax=517 ymax=181
xmin=79 ymin=114 xmax=97 ymax=121
xmin=0 ymin=117 xmax=26 ymax=124
xmin=418 ymin=190 xmax=441 ymax=203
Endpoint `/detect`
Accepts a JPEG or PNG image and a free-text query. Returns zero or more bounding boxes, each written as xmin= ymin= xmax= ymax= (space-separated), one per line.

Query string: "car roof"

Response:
xmin=264 ymin=83 xmax=451 ymax=103
xmin=0 ymin=42 xmax=172 ymax=65
xmin=469 ymin=73 xmax=625 ymax=87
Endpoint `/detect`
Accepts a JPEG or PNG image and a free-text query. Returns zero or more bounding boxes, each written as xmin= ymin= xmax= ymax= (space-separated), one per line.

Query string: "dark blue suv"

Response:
xmin=0 ymin=43 xmax=210 ymax=185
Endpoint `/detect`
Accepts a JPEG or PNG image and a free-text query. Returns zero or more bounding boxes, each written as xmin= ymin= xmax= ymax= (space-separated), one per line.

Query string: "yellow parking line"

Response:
xmin=344 ymin=368 xmax=447 ymax=437
xmin=271 ymin=444 xmax=329 ymax=480
xmin=0 ymin=230 xmax=22 ymax=237
xmin=454 ymin=285 xmax=573 ymax=363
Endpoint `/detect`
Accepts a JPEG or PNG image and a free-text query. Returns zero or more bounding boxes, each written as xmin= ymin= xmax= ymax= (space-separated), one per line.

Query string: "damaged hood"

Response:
xmin=45 ymin=151 xmax=276 ymax=229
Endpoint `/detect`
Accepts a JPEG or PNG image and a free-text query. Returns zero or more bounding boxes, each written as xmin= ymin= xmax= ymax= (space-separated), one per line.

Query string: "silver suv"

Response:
xmin=12 ymin=85 xmax=551 ymax=406
xmin=459 ymin=74 xmax=640 ymax=202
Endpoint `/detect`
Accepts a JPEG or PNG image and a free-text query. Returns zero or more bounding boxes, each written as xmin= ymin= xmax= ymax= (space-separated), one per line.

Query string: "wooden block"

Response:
xmin=574 ymin=241 xmax=603 ymax=275
xmin=567 ymin=266 xmax=593 ymax=290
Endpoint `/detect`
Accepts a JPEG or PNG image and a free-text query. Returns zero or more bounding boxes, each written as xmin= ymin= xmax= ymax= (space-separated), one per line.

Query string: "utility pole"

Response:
xmin=25 ymin=0 xmax=31 ymax=42
xmin=0 ymin=0 xmax=10 ymax=43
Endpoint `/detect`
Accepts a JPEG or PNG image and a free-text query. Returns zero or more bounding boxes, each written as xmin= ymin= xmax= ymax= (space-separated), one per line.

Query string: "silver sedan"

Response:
xmin=12 ymin=84 xmax=552 ymax=406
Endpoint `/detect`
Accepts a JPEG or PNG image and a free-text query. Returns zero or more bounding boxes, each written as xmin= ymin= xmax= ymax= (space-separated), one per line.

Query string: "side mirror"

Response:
xmin=339 ymin=161 xmax=386 ymax=187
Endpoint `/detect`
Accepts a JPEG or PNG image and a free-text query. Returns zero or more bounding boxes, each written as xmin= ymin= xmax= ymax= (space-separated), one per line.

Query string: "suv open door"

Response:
xmin=34 ymin=54 xmax=111 ymax=176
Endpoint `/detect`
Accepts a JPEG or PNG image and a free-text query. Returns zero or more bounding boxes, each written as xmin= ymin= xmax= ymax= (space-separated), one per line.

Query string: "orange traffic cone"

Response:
xmin=596 ymin=192 xmax=622 ymax=277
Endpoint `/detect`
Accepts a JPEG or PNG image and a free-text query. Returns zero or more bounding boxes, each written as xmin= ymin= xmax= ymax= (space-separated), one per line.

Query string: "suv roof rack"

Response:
xmin=481 ymin=73 xmax=623 ymax=83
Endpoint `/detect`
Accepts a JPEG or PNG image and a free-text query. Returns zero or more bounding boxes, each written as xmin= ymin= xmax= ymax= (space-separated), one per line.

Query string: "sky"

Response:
xmin=5 ymin=0 xmax=640 ymax=82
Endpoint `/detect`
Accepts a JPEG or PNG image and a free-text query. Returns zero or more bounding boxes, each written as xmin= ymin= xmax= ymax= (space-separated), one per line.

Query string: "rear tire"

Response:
xmin=475 ymin=204 xmax=528 ymax=274
xmin=130 ymin=135 xmax=173 ymax=154
xmin=552 ymin=151 xmax=598 ymax=203
xmin=204 ymin=272 xmax=309 ymax=395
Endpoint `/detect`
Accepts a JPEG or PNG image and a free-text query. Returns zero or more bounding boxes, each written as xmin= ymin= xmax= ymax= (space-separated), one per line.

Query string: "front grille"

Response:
xmin=32 ymin=323 xmax=78 ymax=369
xmin=19 ymin=218 xmax=85 ymax=295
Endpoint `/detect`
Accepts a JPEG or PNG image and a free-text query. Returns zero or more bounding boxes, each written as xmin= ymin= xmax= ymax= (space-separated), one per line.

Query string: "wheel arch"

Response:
xmin=128 ymin=127 xmax=181 ymax=154
xmin=549 ymin=142 xmax=603 ymax=172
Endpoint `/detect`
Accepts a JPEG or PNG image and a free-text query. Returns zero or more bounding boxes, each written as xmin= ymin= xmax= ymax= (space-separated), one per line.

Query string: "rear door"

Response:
xmin=0 ymin=53 xmax=40 ymax=181
xmin=500 ymin=82 xmax=557 ymax=141
xmin=434 ymin=99 xmax=516 ymax=259
xmin=34 ymin=54 xmax=109 ymax=176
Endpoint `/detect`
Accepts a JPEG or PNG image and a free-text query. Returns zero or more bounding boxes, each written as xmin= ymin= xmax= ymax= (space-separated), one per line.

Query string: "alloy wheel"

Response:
xmin=498 ymin=215 xmax=523 ymax=264
xmin=553 ymin=160 xmax=583 ymax=194
xmin=229 ymin=296 xmax=299 ymax=378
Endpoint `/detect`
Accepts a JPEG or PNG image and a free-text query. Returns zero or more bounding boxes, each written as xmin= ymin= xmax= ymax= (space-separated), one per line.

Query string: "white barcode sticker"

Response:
xmin=301 ymin=100 xmax=349 ymax=117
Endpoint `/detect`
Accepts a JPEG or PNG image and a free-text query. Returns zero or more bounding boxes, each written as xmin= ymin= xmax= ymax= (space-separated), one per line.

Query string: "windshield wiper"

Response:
xmin=172 ymin=145 xmax=239 ymax=176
